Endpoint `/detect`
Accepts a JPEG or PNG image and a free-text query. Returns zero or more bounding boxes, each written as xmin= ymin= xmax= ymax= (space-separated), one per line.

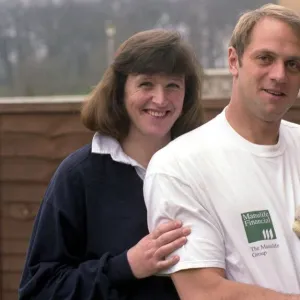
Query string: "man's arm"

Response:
xmin=172 ymin=268 xmax=300 ymax=300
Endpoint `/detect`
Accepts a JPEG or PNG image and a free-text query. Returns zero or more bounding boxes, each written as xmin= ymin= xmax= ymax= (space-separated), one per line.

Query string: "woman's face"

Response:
xmin=124 ymin=73 xmax=185 ymax=140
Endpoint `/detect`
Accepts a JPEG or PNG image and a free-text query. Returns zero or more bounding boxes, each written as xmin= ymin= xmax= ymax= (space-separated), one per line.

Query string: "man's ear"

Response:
xmin=228 ymin=47 xmax=240 ymax=77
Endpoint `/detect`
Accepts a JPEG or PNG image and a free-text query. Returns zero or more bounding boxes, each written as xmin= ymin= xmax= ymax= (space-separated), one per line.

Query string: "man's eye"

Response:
xmin=258 ymin=55 xmax=272 ymax=64
xmin=287 ymin=60 xmax=300 ymax=72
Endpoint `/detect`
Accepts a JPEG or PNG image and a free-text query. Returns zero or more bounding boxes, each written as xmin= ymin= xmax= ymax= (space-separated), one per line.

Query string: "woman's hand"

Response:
xmin=127 ymin=220 xmax=190 ymax=279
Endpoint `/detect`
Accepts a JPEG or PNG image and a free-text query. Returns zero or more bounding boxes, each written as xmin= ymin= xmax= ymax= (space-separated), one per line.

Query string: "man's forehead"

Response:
xmin=249 ymin=17 xmax=300 ymax=42
xmin=244 ymin=19 xmax=300 ymax=56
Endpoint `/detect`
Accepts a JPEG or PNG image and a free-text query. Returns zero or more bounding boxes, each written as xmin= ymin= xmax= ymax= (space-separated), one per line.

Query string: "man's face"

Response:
xmin=229 ymin=17 xmax=300 ymax=122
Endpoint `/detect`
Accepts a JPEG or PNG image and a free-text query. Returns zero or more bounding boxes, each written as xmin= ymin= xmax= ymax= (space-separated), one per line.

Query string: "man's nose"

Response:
xmin=269 ymin=61 xmax=287 ymax=84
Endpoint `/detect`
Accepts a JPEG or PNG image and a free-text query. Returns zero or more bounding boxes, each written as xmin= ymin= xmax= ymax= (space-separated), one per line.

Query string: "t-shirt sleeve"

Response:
xmin=144 ymin=150 xmax=226 ymax=274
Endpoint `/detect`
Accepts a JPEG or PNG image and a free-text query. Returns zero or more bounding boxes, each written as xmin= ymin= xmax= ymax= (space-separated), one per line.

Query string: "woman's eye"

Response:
xmin=167 ymin=83 xmax=180 ymax=88
xmin=139 ymin=81 xmax=152 ymax=87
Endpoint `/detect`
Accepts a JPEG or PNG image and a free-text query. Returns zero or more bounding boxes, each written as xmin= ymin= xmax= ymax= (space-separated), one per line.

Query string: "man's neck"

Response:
xmin=121 ymin=132 xmax=170 ymax=168
xmin=225 ymin=102 xmax=280 ymax=145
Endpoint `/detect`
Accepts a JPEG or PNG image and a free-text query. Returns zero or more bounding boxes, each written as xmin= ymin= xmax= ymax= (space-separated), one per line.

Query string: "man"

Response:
xmin=144 ymin=4 xmax=300 ymax=300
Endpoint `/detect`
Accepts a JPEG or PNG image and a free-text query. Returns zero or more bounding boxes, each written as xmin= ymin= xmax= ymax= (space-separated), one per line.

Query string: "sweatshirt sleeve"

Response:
xmin=18 ymin=155 xmax=136 ymax=300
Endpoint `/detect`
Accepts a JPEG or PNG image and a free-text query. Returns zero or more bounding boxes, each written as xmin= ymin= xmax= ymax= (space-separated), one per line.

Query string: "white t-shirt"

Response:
xmin=144 ymin=110 xmax=300 ymax=293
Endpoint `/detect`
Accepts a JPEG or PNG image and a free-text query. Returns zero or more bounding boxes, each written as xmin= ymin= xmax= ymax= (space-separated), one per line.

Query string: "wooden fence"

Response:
xmin=0 ymin=97 xmax=299 ymax=300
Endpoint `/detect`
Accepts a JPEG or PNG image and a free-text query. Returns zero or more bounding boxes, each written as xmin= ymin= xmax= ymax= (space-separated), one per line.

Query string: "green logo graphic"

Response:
xmin=241 ymin=210 xmax=276 ymax=243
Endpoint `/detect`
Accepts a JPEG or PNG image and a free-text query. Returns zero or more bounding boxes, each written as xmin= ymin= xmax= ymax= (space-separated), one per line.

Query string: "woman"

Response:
xmin=19 ymin=29 xmax=204 ymax=300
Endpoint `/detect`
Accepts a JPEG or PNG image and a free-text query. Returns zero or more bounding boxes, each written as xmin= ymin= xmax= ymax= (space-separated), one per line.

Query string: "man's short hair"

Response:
xmin=230 ymin=4 xmax=300 ymax=63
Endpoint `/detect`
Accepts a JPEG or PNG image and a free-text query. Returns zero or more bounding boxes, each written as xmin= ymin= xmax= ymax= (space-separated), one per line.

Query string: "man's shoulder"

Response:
xmin=281 ymin=119 xmax=300 ymax=140
xmin=281 ymin=119 xmax=300 ymax=130
xmin=166 ymin=114 xmax=226 ymax=154
xmin=148 ymin=114 xmax=226 ymax=171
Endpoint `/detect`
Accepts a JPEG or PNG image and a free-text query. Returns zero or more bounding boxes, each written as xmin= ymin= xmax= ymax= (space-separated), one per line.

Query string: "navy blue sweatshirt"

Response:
xmin=19 ymin=144 xmax=179 ymax=300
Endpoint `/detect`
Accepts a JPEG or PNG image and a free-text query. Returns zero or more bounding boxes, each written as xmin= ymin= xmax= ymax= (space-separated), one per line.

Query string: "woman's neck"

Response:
xmin=121 ymin=132 xmax=171 ymax=168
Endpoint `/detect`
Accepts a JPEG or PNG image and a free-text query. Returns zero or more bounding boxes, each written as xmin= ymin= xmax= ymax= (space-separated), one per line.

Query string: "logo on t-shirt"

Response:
xmin=241 ymin=210 xmax=276 ymax=243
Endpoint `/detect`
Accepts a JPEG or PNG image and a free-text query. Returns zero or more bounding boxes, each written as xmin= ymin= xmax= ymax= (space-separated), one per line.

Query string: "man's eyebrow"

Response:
xmin=251 ymin=49 xmax=300 ymax=60
xmin=251 ymin=49 xmax=275 ymax=55
xmin=286 ymin=56 xmax=300 ymax=61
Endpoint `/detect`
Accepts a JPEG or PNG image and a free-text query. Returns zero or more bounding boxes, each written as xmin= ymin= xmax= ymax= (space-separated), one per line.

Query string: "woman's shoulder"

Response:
xmin=59 ymin=143 xmax=93 ymax=171
xmin=55 ymin=143 xmax=127 ymax=182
